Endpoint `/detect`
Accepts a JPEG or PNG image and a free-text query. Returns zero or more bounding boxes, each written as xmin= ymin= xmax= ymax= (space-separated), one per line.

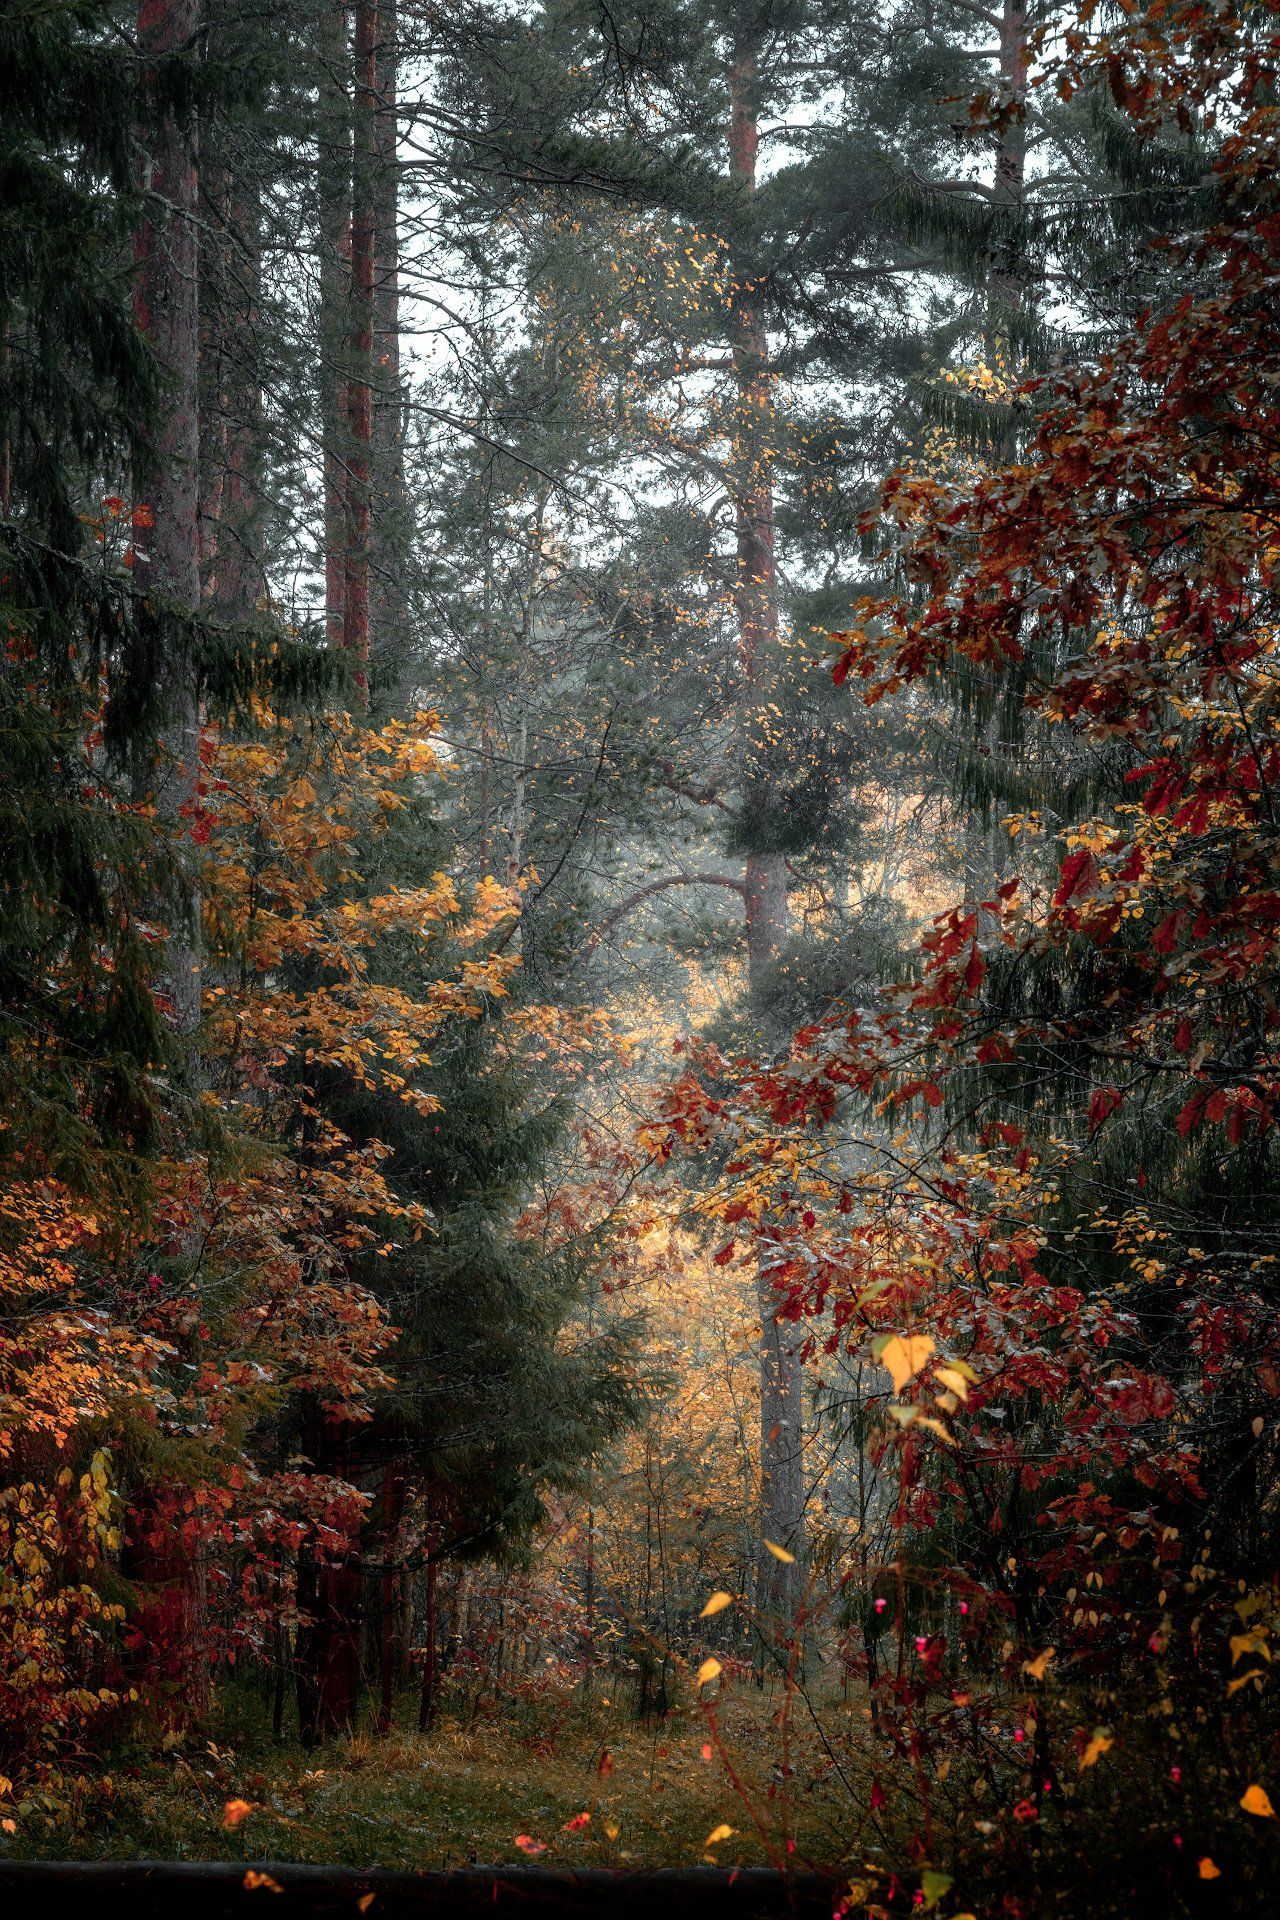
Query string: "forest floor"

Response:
xmin=23 ymin=1679 xmax=861 ymax=1870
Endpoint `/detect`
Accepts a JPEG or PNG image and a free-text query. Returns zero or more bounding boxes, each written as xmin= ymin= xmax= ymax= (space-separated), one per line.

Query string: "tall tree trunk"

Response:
xmin=728 ymin=45 xmax=805 ymax=1645
xmin=418 ymin=1480 xmax=440 ymax=1729
xmin=376 ymin=1457 xmax=407 ymax=1735
xmin=987 ymin=0 xmax=1029 ymax=341
xmin=294 ymin=1407 xmax=364 ymax=1743
xmin=964 ymin=0 xmax=1029 ymax=916
xmin=135 ymin=0 xmax=202 ymax=1038
xmin=317 ymin=2 xmax=352 ymax=651
xmin=371 ymin=0 xmax=406 ymax=665
xmin=342 ymin=0 xmax=376 ymax=697
xmin=129 ymin=0 xmax=207 ymax=1714
xmin=200 ymin=97 xmax=266 ymax=621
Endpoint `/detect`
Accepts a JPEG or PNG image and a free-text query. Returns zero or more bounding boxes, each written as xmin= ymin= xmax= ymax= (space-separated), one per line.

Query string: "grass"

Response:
xmin=10 ymin=1676 xmax=853 ymax=1872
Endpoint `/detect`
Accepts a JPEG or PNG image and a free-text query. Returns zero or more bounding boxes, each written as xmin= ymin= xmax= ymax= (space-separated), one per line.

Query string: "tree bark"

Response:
xmin=418 ymin=1483 xmax=440 ymax=1730
xmin=728 ymin=44 xmax=805 ymax=1647
xmin=316 ymin=1 xmax=352 ymax=652
xmin=342 ymin=0 xmax=376 ymax=697
xmin=964 ymin=0 xmax=1030 ymax=917
xmin=294 ymin=1409 xmax=364 ymax=1744
xmin=371 ymin=0 xmax=406 ymax=664
xmin=199 ymin=38 xmax=266 ymax=624
xmin=376 ymin=1457 xmax=407 ymax=1735
xmin=135 ymin=0 xmax=203 ymax=1038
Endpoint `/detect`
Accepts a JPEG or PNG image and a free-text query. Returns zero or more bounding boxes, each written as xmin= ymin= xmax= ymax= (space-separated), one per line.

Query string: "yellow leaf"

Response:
xmin=1023 ymin=1648 xmax=1055 ymax=1681
xmin=920 ymin=1869 xmax=953 ymax=1910
xmin=222 ymin=1798 xmax=255 ymax=1829
xmin=1240 ymin=1783 xmax=1275 ymax=1817
xmin=1228 ymin=1669 xmax=1265 ymax=1694
xmin=875 ymin=1333 xmax=935 ymax=1395
xmin=935 ymin=1365 xmax=970 ymax=1401
xmin=357 ymin=1898 xmax=376 ymax=1914
xmin=764 ymin=1539 xmax=795 ymax=1564
xmin=1080 ymin=1729 xmax=1113 ymax=1769
xmin=1198 ymin=1858 xmax=1221 ymax=1880
xmin=696 ymin=1658 xmax=723 ymax=1687
xmin=700 ymin=1591 xmax=734 ymax=1618
xmin=242 ymin=1871 xmax=283 ymax=1894
xmin=705 ymin=1824 xmax=735 ymax=1846
xmin=604 ymin=1822 xmax=620 ymax=1841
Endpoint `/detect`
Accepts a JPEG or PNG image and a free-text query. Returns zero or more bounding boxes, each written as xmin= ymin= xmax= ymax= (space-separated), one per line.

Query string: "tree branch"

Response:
xmin=580 ymin=871 xmax=746 ymax=957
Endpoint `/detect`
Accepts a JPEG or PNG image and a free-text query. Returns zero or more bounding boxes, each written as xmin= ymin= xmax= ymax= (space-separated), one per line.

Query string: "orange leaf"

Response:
xmin=875 ymin=1334 xmax=935 ymax=1395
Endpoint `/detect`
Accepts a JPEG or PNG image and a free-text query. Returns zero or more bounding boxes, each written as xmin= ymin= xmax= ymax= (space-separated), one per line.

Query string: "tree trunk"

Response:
xmin=987 ymin=0 xmax=1029 ymax=341
xmin=128 ymin=0 xmax=208 ymax=1718
xmin=135 ymin=0 xmax=202 ymax=1038
xmin=294 ymin=1409 xmax=364 ymax=1744
xmin=316 ymin=1 xmax=352 ymax=651
xmin=418 ymin=1549 xmax=439 ymax=1729
xmin=376 ymin=1457 xmax=407 ymax=1735
xmin=342 ymin=0 xmax=376 ymax=697
xmin=199 ymin=47 xmax=266 ymax=624
xmin=371 ymin=0 xmax=406 ymax=665
xmin=728 ymin=44 xmax=805 ymax=1647
xmin=964 ymin=0 xmax=1029 ymax=918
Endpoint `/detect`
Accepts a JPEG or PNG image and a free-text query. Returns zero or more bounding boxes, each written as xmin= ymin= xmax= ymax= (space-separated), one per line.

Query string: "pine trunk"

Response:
xmin=964 ymin=0 xmax=1029 ymax=916
xmin=317 ymin=2 xmax=352 ymax=650
xmin=728 ymin=47 xmax=804 ymax=1646
xmin=371 ymin=0 xmax=406 ymax=663
xmin=200 ymin=106 xmax=265 ymax=621
xmin=135 ymin=0 xmax=202 ymax=1038
xmin=343 ymin=0 xmax=376 ymax=697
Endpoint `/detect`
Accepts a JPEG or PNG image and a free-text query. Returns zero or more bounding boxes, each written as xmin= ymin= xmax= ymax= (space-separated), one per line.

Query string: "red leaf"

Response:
xmin=1054 ymin=848 xmax=1098 ymax=907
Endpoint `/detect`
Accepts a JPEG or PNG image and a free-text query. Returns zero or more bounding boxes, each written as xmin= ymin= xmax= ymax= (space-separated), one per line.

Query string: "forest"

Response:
xmin=3 ymin=0 xmax=1280 ymax=1912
